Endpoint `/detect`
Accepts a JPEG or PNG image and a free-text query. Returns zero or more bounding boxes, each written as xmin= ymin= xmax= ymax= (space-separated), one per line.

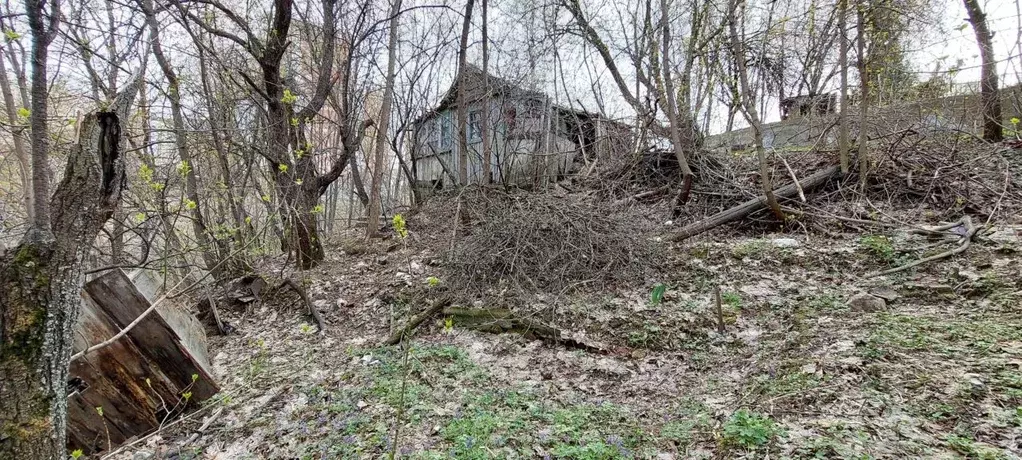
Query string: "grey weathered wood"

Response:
xmin=66 ymin=269 xmax=218 ymax=454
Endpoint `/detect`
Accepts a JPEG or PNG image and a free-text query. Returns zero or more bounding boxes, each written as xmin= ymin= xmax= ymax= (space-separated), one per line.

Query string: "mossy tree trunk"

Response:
xmin=0 ymin=81 xmax=138 ymax=458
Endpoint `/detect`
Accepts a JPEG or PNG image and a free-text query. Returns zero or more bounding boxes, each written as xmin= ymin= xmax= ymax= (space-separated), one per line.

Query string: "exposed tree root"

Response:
xmin=868 ymin=216 xmax=978 ymax=278
xmin=279 ymin=279 xmax=326 ymax=333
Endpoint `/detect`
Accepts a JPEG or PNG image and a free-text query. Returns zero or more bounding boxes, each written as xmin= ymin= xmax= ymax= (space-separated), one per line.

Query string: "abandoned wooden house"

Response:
xmin=410 ymin=66 xmax=631 ymax=196
xmin=779 ymin=93 xmax=837 ymax=121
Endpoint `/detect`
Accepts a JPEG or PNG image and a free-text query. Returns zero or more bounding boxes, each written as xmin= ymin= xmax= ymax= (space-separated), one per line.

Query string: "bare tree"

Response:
xmin=481 ymin=0 xmax=491 ymax=184
xmin=456 ymin=0 xmax=476 ymax=185
xmin=0 ymin=38 xmax=32 ymax=219
xmin=838 ymin=0 xmax=850 ymax=175
xmin=963 ymin=0 xmax=1003 ymax=142
xmin=0 ymin=0 xmax=141 ymax=444
xmin=173 ymin=0 xmax=371 ymax=268
xmin=25 ymin=0 xmax=58 ymax=236
xmin=857 ymin=4 xmax=869 ymax=187
xmin=139 ymin=0 xmax=221 ymax=273
xmin=367 ymin=0 xmax=402 ymax=237
xmin=726 ymin=0 xmax=783 ymax=220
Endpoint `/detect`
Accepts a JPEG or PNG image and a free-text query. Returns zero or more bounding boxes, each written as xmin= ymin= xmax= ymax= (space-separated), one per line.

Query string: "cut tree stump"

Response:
xmin=671 ymin=164 xmax=842 ymax=241
xmin=67 ymin=269 xmax=218 ymax=455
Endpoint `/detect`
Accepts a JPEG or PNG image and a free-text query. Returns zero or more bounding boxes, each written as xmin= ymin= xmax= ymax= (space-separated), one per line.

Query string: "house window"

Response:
xmin=438 ymin=112 xmax=452 ymax=150
xmin=468 ymin=110 xmax=482 ymax=141
xmin=504 ymin=107 xmax=517 ymax=134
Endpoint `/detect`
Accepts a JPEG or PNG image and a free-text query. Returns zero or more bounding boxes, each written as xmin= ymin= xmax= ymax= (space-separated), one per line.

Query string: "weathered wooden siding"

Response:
xmin=413 ymin=95 xmax=579 ymax=194
xmin=67 ymin=269 xmax=218 ymax=455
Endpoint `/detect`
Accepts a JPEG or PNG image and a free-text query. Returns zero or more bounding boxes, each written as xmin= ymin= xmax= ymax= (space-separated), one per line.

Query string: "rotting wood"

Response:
xmin=385 ymin=296 xmax=452 ymax=345
xmin=442 ymin=307 xmax=606 ymax=353
xmin=68 ymin=269 xmax=219 ymax=454
xmin=443 ymin=306 xmax=560 ymax=339
xmin=671 ymin=164 xmax=842 ymax=241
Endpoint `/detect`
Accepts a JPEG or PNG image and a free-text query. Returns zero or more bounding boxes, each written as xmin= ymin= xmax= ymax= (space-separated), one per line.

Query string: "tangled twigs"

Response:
xmin=868 ymin=215 xmax=978 ymax=278
xmin=436 ymin=190 xmax=652 ymax=295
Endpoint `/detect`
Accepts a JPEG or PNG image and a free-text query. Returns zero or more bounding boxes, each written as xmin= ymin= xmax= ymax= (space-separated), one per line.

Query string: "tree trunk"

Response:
xmin=0 ymin=48 xmax=33 ymax=220
xmin=0 ymin=80 xmax=138 ymax=459
xmin=481 ymin=0 xmax=491 ymax=184
xmin=367 ymin=0 xmax=401 ymax=238
xmin=837 ymin=0 xmax=850 ymax=175
xmin=25 ymin=0 xmax=56 ymax=238
xmin=141 ymin=0 xmax=219 ymax=272
xmin=728 ymin=0 xmax=783 ymax=220
xmin=456 ymin=0 xmax=476 ymax=185
xmin=349 ymin=153 xmax=370 ymax=206
xmin=672 ymin=165 xmax=841 ymax=241
xmin=857 ymin=7 xmax=869 ymax=187
xmin=658 ymin=0 xmax=695 ymax=207
xmin=963 ymin=0 xmax=1003 ymax=142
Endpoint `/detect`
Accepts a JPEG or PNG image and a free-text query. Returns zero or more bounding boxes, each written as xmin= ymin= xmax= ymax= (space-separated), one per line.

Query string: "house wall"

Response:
xmin=412 ymin=95 xmax=578 ymax=195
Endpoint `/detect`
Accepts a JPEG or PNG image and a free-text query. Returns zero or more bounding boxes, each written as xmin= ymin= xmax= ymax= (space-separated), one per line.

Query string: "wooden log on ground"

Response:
xmin=442 ymin=307 xmax=606 ymax=353
xmin=671 ymin=164 xmax=842 ymax=241
xmin=385 ymin=296 xmax=452 ymax=345
xmin=443 ymin=306 xmax=561 ymax=339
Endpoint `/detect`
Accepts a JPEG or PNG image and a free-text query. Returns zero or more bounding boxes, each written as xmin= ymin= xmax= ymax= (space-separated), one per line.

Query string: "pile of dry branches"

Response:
xmin=418 ymin=188 xmax=656 ymax=297
xmin=861 ymin=132 xmax=1022 ymax=222
xmin=590 ymin=128 xmax=1020 ymax=230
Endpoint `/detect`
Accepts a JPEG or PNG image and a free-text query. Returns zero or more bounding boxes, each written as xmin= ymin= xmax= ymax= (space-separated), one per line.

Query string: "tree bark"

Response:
xmin=857 ymin=6 xmax=869 ymax=187
xmin=671 ymin=165 xmax=841 ymax=241
xmin=0 ymin=48 xmax=33 ymax=220
xmin=727 ymin=0 xmax=784 ymax=220
xmin=456 ymin=0 xmax=476 ymax=185
xmin=658 ymin=0 xmax=696 ymax=207
xmin=25 ymin=0 xmax=58 ymax=239
xmin=837 ymin=0 xmax=850 ymax=175
xmin=367 ymin=0 xmax=401 ymax=238
xmin=348 ymin=153 xmax=371 ymax=206
xmin=963 ymin=0 xmax=1003 ymax=142
xmin=0 ymin=79 xmax=138 ymax=459
xmin=481 ymin=0 xmax=491 ymax=184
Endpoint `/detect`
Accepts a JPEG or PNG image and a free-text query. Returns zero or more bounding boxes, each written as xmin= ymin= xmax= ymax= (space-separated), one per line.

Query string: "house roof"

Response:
xmin=412 ymin=66 xmax=552 ymax=126
xmin=410 ymin=65 xmax=633 ymax=133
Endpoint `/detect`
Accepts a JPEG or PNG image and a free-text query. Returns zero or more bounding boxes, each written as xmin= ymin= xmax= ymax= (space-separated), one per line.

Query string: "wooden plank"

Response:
xmin=67 ymin=269 xmax=219 ymax=454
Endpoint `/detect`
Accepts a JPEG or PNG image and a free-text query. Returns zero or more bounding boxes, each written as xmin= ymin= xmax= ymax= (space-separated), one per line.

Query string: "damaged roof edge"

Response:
xmin=411 ymin=65 xmax=617 ymax=127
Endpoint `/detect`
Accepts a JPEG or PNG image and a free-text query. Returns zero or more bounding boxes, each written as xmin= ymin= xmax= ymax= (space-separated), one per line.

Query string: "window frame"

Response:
xmin=467 ymin=109 xmax=482 ymax=142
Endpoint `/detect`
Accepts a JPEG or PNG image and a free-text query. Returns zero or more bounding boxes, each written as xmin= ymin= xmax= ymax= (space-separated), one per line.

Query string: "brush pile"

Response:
xmin=586 ymin=129 xmax=1021 ymax=229
xmin=415 ymin=188 xmax=656 ymax=300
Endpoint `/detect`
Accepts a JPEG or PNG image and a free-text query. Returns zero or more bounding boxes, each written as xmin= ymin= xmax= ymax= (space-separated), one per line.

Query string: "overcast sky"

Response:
xmin=460 ymin=0 xmax=1022 ymax=134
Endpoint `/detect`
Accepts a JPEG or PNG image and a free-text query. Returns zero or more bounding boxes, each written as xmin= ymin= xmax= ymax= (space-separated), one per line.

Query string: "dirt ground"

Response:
xmin=107 ymin=218 xmax=1022 ymax=459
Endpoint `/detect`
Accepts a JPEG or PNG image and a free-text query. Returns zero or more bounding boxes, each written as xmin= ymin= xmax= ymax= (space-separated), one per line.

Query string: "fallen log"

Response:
xmin=385 ymin=296 xmax=452 ymax=345
xmin=442 ymin=307 xmax=606 ymax=353
xmin=671 ymin=164 xmax=842 ymax=241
